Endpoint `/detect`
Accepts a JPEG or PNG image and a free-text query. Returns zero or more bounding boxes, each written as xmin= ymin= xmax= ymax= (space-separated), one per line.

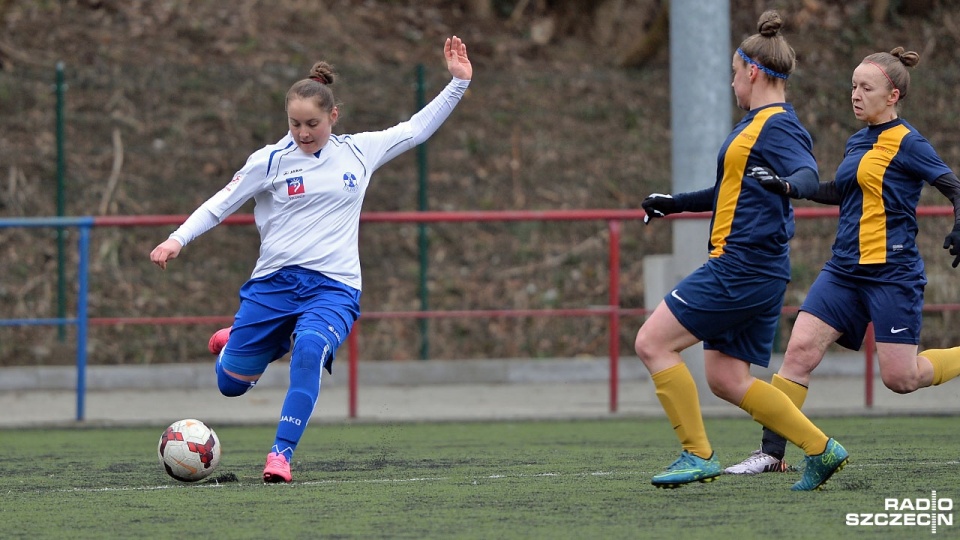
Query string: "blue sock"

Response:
xmin=272 ymin=331 xmax=330 ymax=461
xmin=215 ymin=359 xmax=256 ymax=397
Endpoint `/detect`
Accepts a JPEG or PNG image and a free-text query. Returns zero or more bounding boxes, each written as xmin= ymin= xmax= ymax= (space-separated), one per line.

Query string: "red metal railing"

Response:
xmin=93 ymin=211 xmax=648 ymax=416
xmin=83 ymin=206 xmax=958 ymax=416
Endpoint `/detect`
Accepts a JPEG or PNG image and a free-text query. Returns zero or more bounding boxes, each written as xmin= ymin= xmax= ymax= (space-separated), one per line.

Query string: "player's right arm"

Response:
xmin=149 ymin=143 xmax=279 ymax=269
xmin=641 ymin=187 xmax=713 ymax=224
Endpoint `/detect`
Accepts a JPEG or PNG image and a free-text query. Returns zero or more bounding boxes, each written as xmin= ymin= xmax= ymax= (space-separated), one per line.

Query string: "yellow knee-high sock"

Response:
xmin=739 ymin=379 xmax=828 ymax=456
xmin=651 ymin=363 xmax=712 ymax=459
xmin=919 ymin=347 xmax=960 ymax=385
xmin=772 ymin=373 xmax=808 ymax=408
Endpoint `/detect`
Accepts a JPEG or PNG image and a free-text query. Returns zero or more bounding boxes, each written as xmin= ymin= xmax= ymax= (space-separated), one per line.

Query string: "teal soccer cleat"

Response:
xmin=652 ymin=450 xmax=722 ymax=488
xmin=791 ymin=438 xmax=848 ymax=491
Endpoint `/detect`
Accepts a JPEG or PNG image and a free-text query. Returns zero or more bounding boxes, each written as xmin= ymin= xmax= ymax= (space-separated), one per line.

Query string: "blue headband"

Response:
xmin=737 ymin=48 xmax=789 ymax=80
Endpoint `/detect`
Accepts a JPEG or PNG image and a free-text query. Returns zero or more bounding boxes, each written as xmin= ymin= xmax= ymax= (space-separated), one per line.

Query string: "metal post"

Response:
xmin=55 ymin=61 xmax=67 ymax=341
xmin=608 ymin=220 xmax=622 ymax=413
xmin=669 ymin=0 xmax=730 ymax=403
xmin=415 ymin=64 xmax=430 ymax=360
xmin=76 ymin=225 xmax=90 ymax=421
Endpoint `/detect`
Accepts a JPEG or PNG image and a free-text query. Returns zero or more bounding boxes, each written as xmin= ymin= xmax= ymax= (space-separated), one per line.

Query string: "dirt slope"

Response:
xmin=1 ymin=0 xmax=958 ymax=365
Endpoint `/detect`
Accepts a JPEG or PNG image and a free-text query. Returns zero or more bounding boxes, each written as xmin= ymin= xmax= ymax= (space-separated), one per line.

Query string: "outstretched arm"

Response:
xmin=444 ymin=35 xmax=472 ymax=81
xmin=398 ymin=37 xmax=473 ymax=150
xmin=747 ymin=166 xmax=821 ymax=199
xmin=372 ymin=37 xmax=472 ymax=165
xmin=641 ymin=187 xmax=714 ymax=224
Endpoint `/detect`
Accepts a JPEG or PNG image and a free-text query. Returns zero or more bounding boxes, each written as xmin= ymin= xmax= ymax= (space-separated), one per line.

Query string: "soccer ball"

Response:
xmin=158 ymin=419 xmax=221 ymax=482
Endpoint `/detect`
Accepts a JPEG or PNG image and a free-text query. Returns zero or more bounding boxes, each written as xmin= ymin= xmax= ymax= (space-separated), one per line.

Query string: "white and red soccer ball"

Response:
xmin=158 ymin=419 xmax=221 ymax=482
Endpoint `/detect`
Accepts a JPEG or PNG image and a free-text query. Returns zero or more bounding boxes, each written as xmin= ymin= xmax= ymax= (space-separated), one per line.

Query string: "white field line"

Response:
xmin=43 ymin=460 xmax=960 ymax=494
xmin=50 ymin=470 xmax=628 ymax=494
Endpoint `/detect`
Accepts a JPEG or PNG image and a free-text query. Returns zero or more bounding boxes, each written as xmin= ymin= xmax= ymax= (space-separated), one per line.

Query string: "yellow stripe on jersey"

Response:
xmin=856 ymin=124 xmax=910 ymax=264
xmin=710 ymin=106 xmax=785 ymax=258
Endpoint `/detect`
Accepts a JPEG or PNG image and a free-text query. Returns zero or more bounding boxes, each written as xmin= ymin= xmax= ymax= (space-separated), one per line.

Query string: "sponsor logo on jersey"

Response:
xmin=223 ymin=173 xmax=243 ymax=192
xmin=343 ymin=172 xmax=359 ymax=193
xmin=286 ymin=176 xmax=305 ymax=198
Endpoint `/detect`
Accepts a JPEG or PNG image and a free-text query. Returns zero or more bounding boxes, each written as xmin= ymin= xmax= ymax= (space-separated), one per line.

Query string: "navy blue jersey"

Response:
xmin=708 ymin=103 xmax=817 ymax=280
xmin=830 ymin=118 xmax=952 ymax=270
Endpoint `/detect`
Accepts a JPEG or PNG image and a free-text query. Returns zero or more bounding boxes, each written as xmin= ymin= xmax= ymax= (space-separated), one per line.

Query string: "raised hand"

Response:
xmin=641 ymin=193 xmax=677 ymax=224
xmin=747 ymin=165 xmax=790 ymax=196
xmin=444 ymin=36 xmax=472 ymax=81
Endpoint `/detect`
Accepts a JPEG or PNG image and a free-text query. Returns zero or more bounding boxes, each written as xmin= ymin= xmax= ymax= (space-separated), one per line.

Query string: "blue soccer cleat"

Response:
xmin=652 ymin=450 xmax=722 ymax=488
xmin=791 ymin=438 xmax=848 ymax=491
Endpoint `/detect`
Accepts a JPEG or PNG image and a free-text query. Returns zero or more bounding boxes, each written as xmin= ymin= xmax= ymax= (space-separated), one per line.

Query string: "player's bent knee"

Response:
xmin=634 ymin=330 xmax=656 ymax=362
xmin=291 ymin=332 xmax=330 ymax=371
xmin=881 ymin=377 xmax=918 ymax=395
xmin=705 ymin=374 xmax=739 ymax=404
xmin=292 ymin=329 xmax=335 ymax=373
xmin=216 ymin=360 xmax=257 ymax=397
xmin=879 ymin=369 xmax=921 ymax=394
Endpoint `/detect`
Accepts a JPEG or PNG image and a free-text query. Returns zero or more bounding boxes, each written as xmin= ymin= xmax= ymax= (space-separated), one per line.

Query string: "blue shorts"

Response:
xmin=801 ymin=262 xmax=925 ymax=350
xmin=665 ymin=262 xmax=786 ymax=368
xmin=219 ymin=266 xmax=361 ymax=376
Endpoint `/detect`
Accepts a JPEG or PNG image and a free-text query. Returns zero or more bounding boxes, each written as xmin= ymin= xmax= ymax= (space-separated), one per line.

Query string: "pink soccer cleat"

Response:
xmin=207 ymin=327 xmax=232 ymax=355
xmin=263 ymin=452 xmax=292 ymax=483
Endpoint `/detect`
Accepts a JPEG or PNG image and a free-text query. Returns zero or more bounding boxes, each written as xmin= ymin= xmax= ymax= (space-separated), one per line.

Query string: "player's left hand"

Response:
xmin=747 ymin=166 xmax=790 ymax=196
xmin=444 ymin=36 xmax=472 ymax=81
xmin=944 ymin=223 xmax=960 ymax=268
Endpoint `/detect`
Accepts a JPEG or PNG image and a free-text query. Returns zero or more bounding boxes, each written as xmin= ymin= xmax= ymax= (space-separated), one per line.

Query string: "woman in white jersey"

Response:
xmin=150 ymin=36 xmax=472 ymax=483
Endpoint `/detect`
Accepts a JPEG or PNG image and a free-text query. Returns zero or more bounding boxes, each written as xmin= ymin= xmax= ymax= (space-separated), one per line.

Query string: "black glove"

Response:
xmin=746 ymin=166 xmax=791 ymax=196
xmin=944 ymin=223 xmax=960 ymax=268
xmin=641 ymin=193 xmax=677 ymax=224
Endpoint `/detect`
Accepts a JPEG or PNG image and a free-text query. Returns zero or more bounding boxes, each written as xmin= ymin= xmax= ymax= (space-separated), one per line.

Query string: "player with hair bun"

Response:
xmin=150 ymin=36 xmax=472 ymax=483
xmin=727 ymin=46 xmax=960 ymax=475
xmin=637 ymin=10 xmax=848 ymax=491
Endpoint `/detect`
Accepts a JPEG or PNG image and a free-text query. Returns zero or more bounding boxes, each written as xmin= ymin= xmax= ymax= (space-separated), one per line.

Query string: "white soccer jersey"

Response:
xmin=170 ymin=78 xmax=470 ymax=290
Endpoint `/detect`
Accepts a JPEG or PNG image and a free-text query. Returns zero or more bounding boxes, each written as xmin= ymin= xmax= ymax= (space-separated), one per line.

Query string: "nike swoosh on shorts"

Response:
xmin=671 ymin=289 xmax=688 ymax=305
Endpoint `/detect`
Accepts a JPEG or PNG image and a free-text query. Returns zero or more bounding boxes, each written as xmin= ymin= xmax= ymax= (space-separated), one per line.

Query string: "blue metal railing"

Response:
xmin=0 ymin=217 xmax=92 ymax=420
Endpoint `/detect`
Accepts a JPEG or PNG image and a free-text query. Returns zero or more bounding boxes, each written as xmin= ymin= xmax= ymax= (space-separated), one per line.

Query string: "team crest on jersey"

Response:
xmin=286 ymin=176 xmax=305 ymax=198
xmin=342 ymin=172 xmax=359 ymax=193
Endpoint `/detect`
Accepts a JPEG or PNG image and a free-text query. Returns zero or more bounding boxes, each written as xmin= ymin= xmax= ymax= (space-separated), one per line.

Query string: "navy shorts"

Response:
xmin=801 ymin=263 xmax=924 ymax=349
xmin=664 ymin=262 xmax=786 ymax=368
xmin=219 ymin=266 xmax=361 ymax=376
